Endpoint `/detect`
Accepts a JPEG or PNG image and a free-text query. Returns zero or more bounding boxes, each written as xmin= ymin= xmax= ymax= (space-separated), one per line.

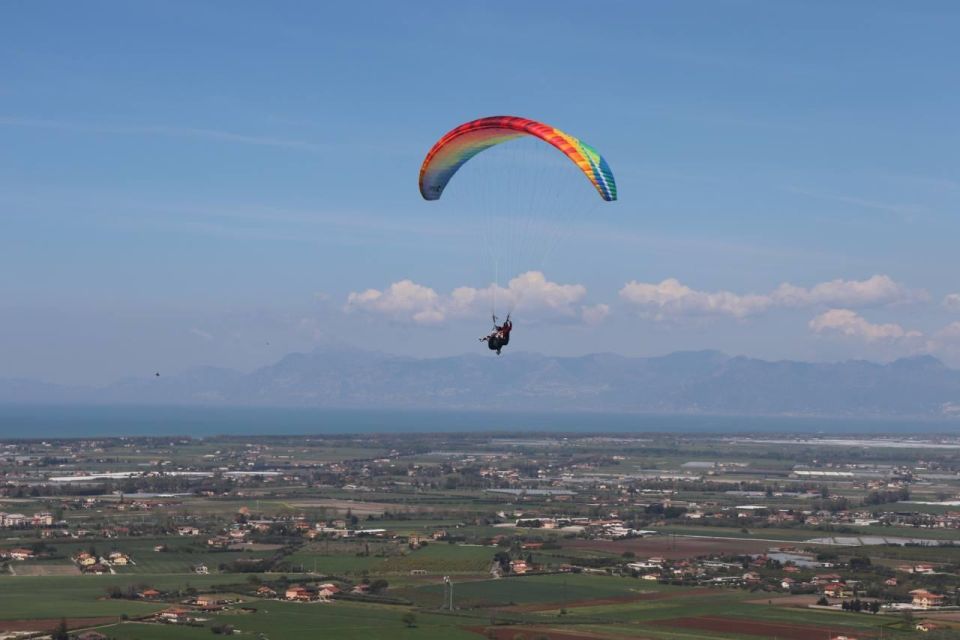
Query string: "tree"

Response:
xmin=493 ymin=551 xmax=511 ymax=572
xmin=52 ymin=618 xmax=69 ymax=640
xmin=401 ymin=612 xmax=417 ymax=628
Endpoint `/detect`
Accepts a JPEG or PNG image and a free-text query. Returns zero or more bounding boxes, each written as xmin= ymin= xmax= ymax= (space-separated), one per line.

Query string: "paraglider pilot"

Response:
xmin=480 ymin=315 xmax=512 ymax=355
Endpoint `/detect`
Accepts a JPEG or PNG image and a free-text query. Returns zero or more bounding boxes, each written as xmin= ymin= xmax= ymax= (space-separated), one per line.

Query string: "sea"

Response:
xmin=0 ymin=404 xmax=957 ymax=438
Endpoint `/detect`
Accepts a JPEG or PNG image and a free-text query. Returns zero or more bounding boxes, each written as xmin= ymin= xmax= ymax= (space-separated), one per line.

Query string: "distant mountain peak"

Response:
xmin=2 ymin=349 xmax=958 ymax=419
xmin=890 ymin=354 xmax=945 ymax=370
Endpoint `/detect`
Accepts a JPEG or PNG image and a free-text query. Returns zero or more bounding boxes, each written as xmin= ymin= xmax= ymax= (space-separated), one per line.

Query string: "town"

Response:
xmin=1 ymin=432 xmax=959 ymax=638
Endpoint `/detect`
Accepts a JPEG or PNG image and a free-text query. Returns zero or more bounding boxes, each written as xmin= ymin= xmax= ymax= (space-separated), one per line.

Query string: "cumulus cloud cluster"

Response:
xmin=807 ymin=312 xmax=960 ymax=368
xmin=618 ymin=278 xmax=768 ymax=319
xmin=343 ymin=269 xmax=960 ymax=364
xmin=619 ymin=274 xmax=921 ymax=320
xmin=808 ymin=309 xmax=922 ymax=343
xmin=346 ymin=271 xmax=599 ymax=325
xmin=346 ymin=280 xmax=445 ymax=325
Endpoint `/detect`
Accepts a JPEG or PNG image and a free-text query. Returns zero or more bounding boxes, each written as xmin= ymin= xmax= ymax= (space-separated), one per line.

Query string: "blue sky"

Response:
xmin=2 ymin=1 xmax=960 ymax=384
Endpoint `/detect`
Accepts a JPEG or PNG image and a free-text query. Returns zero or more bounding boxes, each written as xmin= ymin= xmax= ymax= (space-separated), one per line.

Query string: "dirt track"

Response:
xmin=9 ymin=563 xmax=81 ymax=577
xmin=504 ymin=588 xmax=716 ymax=613
xmin=468 ymin=625 xmax=643 ymax=640
xmin=650 ymin=615 xmax=874 ymax=639
xmin=745 ymin=594 xmax=819 ymax=607
xmin=0 ymin=617 xmax=117 ymax=632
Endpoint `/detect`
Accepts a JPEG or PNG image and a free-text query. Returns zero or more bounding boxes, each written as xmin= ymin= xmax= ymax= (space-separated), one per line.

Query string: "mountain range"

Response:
xmin=2 ymin=348 xmax=960 ymax=419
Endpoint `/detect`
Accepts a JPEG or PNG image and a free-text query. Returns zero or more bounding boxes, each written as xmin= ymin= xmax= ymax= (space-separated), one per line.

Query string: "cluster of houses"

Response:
xmin=506 ymin=559 xmax=531 ymax=575
xmin=206 ymin=527 xmax=251 ymax=549
xmin=676 ymin=503 xmax=960 ymax=531
xmin=0 ymin=511 xmax=54 ymax=528
xmin=73 ymin=551 xmax=110 ymax=575
xmin=125 ymin=590 xmax=246 ymax=626
xmin=623 ymin=553 xmax=956 ymax=613
xmin=280 ymin=582 xmax=341 ymax=602
xmin=458 ymin=460 xmax=959 ymax=536
xmin=154 ymin=608 xmax=209 ymax=625
xmin=512 ymin=515 xmax=655 ymax=540
xmin=0 ymin=547 xmax=36 ymax=561
xmin=907 ymin=589 xmax=947 ymax=610
xmin=72 ymin=550 xmax=132 ymax=574
xmin=37 ymin=525 xmax=128 ymax=539
xmin=717 ymin=505 xmax=960 ymax=532
xmin=592 ymin=520 xmax=657 ymax=540
xmin=877 ymin=510 xmax=960 ymax=529
xmin=204 ymin=516 xmax=383 ymax=547
xmin=624 ymin=555 xmax=786 ymax=586
xmin=309 ymin=524 xmax=389 ymax=539
xmin=192 ymin=515 xmax=397 ymax=548
xmin=897 ymin=563 xmax=937 ymax=575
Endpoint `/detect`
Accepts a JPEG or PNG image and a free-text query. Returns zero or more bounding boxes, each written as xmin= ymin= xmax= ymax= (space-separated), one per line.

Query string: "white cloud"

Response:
xmin=810 ymin=318 xmax=960 ymax=365
xmin=619 ymin=275 xmax=921 ymax=320
xmin=346 ymin=271 xmax=590 ymax=325
xmin=808 ymin=309 xmax=922 ymax=342
xmin=772 ymin=275 xmax=922 ymax=308
xmin=619 ymin=278 xmax=769 ymax=319
xmin=346 ymin=280 xmax=444 ymax=324
xmin=502 ymin=271 xmax=587 ymax=313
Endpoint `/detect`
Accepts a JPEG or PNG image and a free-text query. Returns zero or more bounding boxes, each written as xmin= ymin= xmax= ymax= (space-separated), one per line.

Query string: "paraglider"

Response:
xmin=419 ymin=116 xmax=616 ymax=355
xmin=419 ymin=116 xmax=617 ymax=202
xmin=480 ymin=314 xmax=512 ymax=355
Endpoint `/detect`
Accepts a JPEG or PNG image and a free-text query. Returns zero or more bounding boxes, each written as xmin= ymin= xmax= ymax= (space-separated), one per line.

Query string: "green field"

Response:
xmin=397 ymin=573 xmax=655 ymax=609
xmin=285 ymin=541 xmax=494 ymax=577
xmin=98 ymin=602 xmax=479 ymax=640
xmin=18 ymin=536 xmax=278 ymax=575
xmin=0 ymin=573 xmax=253 ymax=621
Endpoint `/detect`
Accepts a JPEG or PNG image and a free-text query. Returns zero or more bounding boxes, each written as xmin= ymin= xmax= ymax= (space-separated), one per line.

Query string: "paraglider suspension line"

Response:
xmin=493 ymin=258 xmax=499 ymax=321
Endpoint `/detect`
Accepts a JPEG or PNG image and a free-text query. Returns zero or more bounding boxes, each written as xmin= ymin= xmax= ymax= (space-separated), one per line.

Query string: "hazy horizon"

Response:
xmin=1 ymin=404 xmax=956 ymax=439
xmin=3 ymin=342 xmax=959 ymax=388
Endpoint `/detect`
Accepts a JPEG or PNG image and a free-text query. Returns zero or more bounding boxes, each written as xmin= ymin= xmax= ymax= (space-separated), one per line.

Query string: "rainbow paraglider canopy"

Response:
xmin=419 ymin=116 xmax=617 ymax=202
